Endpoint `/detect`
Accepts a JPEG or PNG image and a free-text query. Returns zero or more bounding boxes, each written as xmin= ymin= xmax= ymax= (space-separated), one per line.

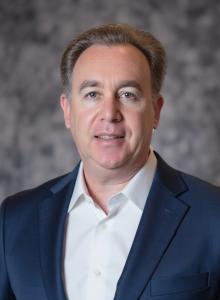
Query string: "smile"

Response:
xmin=95 ymin=135 xmax=124 ymax=140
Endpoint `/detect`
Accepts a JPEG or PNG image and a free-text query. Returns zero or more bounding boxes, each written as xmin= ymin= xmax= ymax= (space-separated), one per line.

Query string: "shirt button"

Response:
xmin=101 ymin=223 xmax=107 ymax=230
xmin=94 ymin=269 xmax=101 ymax=276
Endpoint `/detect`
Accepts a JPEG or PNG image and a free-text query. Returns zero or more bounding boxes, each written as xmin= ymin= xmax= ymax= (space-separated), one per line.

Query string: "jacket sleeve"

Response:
xmin=0 ymin=200 xmax=15 ymax=300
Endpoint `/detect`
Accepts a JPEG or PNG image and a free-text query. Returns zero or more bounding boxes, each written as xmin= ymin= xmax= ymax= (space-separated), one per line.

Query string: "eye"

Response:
xmin=84 ymin=91 xmax=98 ymax=100
xmin=87 ymin=91 xmax=97 ymax=98
xmin=119 ymin=91 xmax=138 ymax=102
xmin=124 ymin=92 xmax=135 ymax=98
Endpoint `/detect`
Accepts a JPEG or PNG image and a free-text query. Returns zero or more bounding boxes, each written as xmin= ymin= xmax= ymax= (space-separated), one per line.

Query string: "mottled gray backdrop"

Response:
xmin=1 ymin=0 xmax=220 ymax=200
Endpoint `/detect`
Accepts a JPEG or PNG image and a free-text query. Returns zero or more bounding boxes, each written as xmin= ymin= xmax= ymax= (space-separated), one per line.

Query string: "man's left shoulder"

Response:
xmin=180 ymin=171 xmax=220 ymax=198
xmin=178 ymin=171 xmax=220 ymax=219
xmin=155 ymin=151 xmax=220 ymax=202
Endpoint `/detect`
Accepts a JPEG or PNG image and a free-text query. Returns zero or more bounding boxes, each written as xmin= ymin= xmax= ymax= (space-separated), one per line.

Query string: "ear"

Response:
xmin=153 ymin=95 xmax=164 ymax=129
xmin=60 ymin=94 xmax=71 ymax=129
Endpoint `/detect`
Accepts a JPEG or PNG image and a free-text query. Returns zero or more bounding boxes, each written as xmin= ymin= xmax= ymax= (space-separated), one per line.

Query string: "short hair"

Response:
xmin=60 ymin=24 xmax=167 ymax=95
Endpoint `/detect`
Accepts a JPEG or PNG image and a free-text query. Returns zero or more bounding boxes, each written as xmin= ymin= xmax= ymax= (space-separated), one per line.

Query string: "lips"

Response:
xmin=95 ymin=135 xmax=124 ymax=140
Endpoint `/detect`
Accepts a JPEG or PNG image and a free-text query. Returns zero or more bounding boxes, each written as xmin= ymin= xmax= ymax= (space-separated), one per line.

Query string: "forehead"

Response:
xmin=72 ymin=44 xmax=151 ymax=85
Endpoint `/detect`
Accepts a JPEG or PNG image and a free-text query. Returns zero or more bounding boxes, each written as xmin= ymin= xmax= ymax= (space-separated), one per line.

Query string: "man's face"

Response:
xmin=61 ymin=44 xmax=163 ymax=175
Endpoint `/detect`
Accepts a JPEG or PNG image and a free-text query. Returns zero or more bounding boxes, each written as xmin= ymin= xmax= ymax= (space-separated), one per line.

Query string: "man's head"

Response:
xmin=60 ymin=24 xmax=165 ymax=180
xmin=60 ymin=24 xmax=166 ymax=97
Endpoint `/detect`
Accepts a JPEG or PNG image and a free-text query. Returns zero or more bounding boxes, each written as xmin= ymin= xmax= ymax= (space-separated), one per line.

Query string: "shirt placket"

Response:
xmin=85 ymin=208 xmax=111 ymax=300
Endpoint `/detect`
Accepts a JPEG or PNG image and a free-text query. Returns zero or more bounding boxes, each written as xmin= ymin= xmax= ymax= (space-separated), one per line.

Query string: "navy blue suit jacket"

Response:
xmin=1 ymin=153 xmax=220 ymax=299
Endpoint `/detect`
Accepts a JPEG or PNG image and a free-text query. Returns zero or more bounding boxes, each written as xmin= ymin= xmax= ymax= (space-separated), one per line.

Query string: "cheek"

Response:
xmin=128 ymin=111 xmax=148 ymax=131
xmin=71 ymin=107 xmax=96 ymax=136
xmin=127 ymin=111 xmax=154 ymax=142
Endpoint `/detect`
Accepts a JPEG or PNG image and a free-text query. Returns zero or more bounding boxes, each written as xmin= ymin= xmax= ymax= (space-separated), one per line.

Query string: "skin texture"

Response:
xmin=60 ymin=44 xmax=163 ymax=212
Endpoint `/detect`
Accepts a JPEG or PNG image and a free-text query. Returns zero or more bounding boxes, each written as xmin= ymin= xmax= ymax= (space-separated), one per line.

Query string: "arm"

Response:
xmin=0 ymin=200 xmax=15 ymax=300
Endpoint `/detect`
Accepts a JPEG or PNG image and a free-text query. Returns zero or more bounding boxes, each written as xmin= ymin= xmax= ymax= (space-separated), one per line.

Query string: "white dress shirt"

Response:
xmin=63 ymin=150 xmax=157 ymax=300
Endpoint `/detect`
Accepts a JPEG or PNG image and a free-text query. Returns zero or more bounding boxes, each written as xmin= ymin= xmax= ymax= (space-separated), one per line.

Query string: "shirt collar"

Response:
xmin=67 ymin=163 xmax=88 ymax=213
xmin=121 ymin=149 xmax=157 ymax=210
xmin=68 ymin=148 xmax=157 ymax=213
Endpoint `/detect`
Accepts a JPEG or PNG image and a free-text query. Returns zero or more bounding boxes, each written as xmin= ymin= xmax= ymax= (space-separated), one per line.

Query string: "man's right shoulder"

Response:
xmin=1 ymin=171 xmax=74 ymax=211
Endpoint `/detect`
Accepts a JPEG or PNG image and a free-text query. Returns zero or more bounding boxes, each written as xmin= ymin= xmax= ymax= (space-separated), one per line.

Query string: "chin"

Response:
xmin=96 ymin=157 xmax=128 ymax=170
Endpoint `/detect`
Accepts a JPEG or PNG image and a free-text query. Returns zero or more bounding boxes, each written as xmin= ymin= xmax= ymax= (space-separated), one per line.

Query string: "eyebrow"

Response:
xmin=78 ymin=79 xmax=142 ymax=92
xmin=79 ymin=80 xmax=103 ymax=92
xmin=117 ymin=80 xmax=142 ymax=91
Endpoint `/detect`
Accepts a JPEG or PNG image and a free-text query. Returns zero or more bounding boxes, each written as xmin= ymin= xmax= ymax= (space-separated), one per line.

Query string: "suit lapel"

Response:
xmin=38 ymin=167 xmax=79 ymax=300
xmin=114 ymin=154 xmax=190 ymax=300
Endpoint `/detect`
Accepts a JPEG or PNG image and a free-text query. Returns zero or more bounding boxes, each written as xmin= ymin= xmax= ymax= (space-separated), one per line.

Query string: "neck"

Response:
xmin=82 ymin=157 xmax=149 ymax=213
xmin=85 ymin=177 xmax=127 ymax=214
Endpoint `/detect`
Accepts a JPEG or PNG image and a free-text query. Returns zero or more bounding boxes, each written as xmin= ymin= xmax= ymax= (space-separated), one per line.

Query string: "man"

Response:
xmin=1 ymin=24 xmax=220 ymax=300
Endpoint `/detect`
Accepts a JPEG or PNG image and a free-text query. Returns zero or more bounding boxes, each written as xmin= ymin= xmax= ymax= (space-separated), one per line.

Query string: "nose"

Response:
xmin=99 ymin=97 xmax=123 ymax=123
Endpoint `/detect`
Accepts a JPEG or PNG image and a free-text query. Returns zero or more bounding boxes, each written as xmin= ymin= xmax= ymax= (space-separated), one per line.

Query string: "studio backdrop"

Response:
xmin=1 ymin=0 xmax=220 ymax=200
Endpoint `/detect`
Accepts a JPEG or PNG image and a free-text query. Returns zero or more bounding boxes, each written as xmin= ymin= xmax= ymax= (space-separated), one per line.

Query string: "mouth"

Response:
xmin=94 ymin=135 xmax=125 ymax=140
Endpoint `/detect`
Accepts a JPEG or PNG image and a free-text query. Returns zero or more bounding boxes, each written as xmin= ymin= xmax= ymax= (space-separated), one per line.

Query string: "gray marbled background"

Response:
xmin=1 ymin=0 xmax=220 ymax=201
